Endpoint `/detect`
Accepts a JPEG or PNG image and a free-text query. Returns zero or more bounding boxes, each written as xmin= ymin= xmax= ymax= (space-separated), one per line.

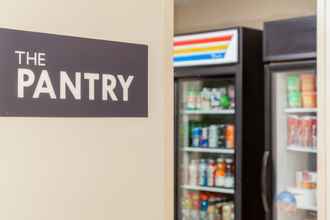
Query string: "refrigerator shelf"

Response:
xmin=287 ymin=145 xmax=317 ymax=154
xmin=285 ymin=108 xmax=317 ymax=113
xmin=297 ymin=205 xmax=317 ymax=212
xmin=181 ymin=147 xmax=235 ymax=154
xmin=181 ymin=185 xmax=235 ymax=194
xmin=182 ymin=109 xmax=235 ymax=115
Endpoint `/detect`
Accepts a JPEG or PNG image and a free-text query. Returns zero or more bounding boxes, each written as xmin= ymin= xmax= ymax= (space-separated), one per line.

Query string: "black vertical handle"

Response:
xmin=261 ymin=150 xmax=270 ymax=213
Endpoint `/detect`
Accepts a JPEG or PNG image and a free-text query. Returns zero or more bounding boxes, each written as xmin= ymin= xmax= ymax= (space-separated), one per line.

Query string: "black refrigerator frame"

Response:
xmin=174 ymin=27 xmax=265 ymax=220
xmin=263 ymin=16 xmax=317 ymax=220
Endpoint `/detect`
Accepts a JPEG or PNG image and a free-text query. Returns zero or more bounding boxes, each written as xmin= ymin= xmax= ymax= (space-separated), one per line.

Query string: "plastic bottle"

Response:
xmin=201 ymin=88 xmax=211 ymax=110
xmin=182 ymin=191 xmax=192 ymax=220
xmin=189 ymin=160 xmax=198 ymax=186
xmin=207 ymin=159 xmax=216 ymax=187
xmin=209 ymin=125 xmax=219 ymax=148
xmin=200 ymin=193 xmax=209 ymax=220
xmin=224 ymin=159 xmax=235 ymax=188
xmin=211 ymin=88 xmax=221 ymax=109
xmin=187 ymin=89 xmax=197 ymax=110
xmin=215 ymin=158 xmax=226 ymax=187
xmin=191 ymin=192 xmax=200 ymax=220
xmin=199 ymin=159 xmax=208 ymax=186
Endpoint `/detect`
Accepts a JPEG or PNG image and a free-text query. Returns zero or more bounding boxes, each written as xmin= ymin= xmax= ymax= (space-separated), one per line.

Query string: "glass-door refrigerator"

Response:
xmin=174 ymin=28 xmax=265 ymax=220
xmin=263 ymin=16 xmax=317 ymax=220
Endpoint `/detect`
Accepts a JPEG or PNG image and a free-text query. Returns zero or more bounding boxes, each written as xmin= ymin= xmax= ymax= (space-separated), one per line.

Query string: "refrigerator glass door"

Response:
xmin=272 ymin=69 xmax=317 ymax=220
xmin=177 ymin=77 xmax=236 ymax=220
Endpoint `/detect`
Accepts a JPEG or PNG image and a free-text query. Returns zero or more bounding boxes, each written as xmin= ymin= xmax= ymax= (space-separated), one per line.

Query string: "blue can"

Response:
xmin=192 ymin=127 xmax=201 ymax=147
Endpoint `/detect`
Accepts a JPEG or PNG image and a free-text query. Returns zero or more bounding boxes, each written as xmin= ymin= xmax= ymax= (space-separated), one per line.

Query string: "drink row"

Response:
xmin=186 ymin=86 xmax=235 ymax=111
xmin=191 ymin=124 xmax=235 ymax=149
xmin=181 ymin=192 xmax=234 ymax=220
xmin=186 ymin=158 xmax=235 ymax=189
xmin=287 ymin=115 xmax=317 ymax=148
xmin=287 ymin=74 xmax=317 ymax=108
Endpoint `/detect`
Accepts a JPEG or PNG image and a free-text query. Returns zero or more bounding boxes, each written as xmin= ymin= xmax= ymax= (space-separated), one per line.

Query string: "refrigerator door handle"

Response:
xmin=261 ymin=150 xmax=270 ymax=213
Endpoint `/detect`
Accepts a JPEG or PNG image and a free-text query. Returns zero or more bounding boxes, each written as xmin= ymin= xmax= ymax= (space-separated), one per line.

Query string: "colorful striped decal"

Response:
xmin=174 ymin=45 xmax=229 ymax=56
xmin=174 ymin=35 xmax=232 ymax=46
xmin=174 ymin=52 xmax=225 ymax=62
xmin=173 ymin=29 xmax=238 ymax=67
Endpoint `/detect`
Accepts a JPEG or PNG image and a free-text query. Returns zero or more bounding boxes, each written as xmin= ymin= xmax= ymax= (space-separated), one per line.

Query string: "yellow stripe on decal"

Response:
xmin=174 ymin=45 xmax=229 ymax=55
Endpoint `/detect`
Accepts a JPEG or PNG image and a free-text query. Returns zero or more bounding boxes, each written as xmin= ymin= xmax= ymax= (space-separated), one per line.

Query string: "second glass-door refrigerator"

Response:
xmin=174 ymin=28 xmax=265 ymax=220
xmin=263 ymin=16 xmax=317 ymax=220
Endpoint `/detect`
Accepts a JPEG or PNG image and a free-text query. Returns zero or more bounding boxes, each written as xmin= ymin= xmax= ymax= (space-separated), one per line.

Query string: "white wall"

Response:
xmin=175 ymin=0 xmax=316 ymax=33
xmin=0 ymin=1 xmax=173 ymax=220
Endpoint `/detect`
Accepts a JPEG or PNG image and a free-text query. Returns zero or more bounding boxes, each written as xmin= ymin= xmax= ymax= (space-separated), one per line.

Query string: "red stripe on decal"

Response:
xmin=174 ymin=35 xmax=232 ymax=46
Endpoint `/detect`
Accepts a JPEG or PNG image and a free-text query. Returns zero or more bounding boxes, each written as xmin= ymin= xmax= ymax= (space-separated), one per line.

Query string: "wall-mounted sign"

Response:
xmin=173 ymin=29 xmax=238 ymax=67
xmin=0 ymin=28 xmax=148 ymax=117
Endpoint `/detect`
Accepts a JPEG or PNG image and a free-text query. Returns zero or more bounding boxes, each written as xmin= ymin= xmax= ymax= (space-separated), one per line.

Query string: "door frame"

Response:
xmin=317 ymin=0 xmax=328 ymax=220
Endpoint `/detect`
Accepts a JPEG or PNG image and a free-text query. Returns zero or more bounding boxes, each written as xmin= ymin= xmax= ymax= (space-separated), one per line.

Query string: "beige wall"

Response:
xmin=0 ymin=1 xmax=173 ymax=220
xmin=175 ymin=0 xmax=316 ymax=33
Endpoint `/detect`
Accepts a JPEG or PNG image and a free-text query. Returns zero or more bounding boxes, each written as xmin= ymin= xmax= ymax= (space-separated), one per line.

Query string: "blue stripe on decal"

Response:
xmin=173 ymin=52 xmax=226 ymax=62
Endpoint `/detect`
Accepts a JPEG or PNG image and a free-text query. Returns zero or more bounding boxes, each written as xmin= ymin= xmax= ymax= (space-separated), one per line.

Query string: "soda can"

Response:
xmin=192 ymin=127 xmax=201 ymax=147
xmin=200 ymin=127 xmax=209 ymax=148
xmin=209 ymin=125 xmax=219 ymax=148
xmin=225 ymin=124 xmax=235 ymax=149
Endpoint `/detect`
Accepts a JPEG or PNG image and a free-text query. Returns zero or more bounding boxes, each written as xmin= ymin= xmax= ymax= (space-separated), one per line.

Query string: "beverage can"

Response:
xmin=207 ymin=159 xmax=216 ymax=187
xmin=192 ymin=127 xmax=201 ymax=147
xmin=288 ymin=91 xmax=301 ymax=108
xmin=200 ymin=127 xmax=209 ymax=148
xmin=300 ymin=74 xmax=316 ymax=92
xmin=302 ymin=91 xmax=317 ymax=108
xmin=225 ymin=124 xmax=235 ymax=149
xmin=209 ymin=125 xmax=219 ymax=148
xmin=199 ymin=159 xmax=208 ymax=186
xmin=287 ymin=75 xmax=300 ymax=91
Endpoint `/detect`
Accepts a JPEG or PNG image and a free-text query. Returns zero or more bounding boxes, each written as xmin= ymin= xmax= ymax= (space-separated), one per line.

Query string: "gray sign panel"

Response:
xmin=0 ymin=28 xmax=148 ymax=117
